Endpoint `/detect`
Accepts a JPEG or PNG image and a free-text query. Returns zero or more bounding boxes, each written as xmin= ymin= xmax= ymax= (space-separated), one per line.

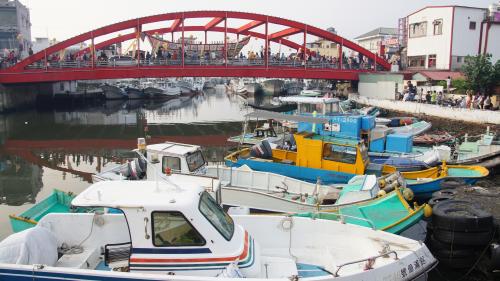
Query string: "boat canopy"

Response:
xmin=72 ymin=177 xmax=217 ymax=209
xmin=278 ymin=96 xmax=340 ymax=104
xmin=245 ymin=110 xmax=330 ymax=124
xmin=146 ymin=141 xmax=201 ymax=156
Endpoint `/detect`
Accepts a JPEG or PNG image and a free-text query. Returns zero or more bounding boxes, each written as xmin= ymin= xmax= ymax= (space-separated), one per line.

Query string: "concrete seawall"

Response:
xmin=0 ymin=83 xmax=52 ymax=113
xmin=350 ymin=94 xmax=500 ymax=125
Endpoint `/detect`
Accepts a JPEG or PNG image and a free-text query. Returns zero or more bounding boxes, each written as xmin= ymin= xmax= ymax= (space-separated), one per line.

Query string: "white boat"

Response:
xmin=100 ymin=84 xmax=128 ymax=100
xmin=283 ymin=80 xmax=305 ymax=96
xmin=91 ymin=140 xmax=413 ymax=214
xmin=177 ymin=78 xmax=195 ymax=94
xmin=242 ymin=78 xmax=261 ymax=93
xmin=375 ymin=117 xmax=391 ymax=126
xmin=206 ymin=166 xmax=387 ymax=213
xmin=236 ymin=80 xmax=247 ymax=94
xmin=92 ymin=141 xmax=208 ymax=183
xmin=262 ymin=79 xmax=284 ymax=94
xmin=300 ymin=89 xmax=322 ymax=97
xmin=0 ymin=178 xmax=436 ymax=280
xmin=203 ymin=80 xmax=216 ymax=89
xmin=143 ymin=80 xmax=180 ymax=98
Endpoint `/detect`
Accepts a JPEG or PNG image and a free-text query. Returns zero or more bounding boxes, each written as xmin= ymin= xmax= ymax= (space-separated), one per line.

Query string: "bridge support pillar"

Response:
xmin=0 ymin=83 xmax=52 ymax=113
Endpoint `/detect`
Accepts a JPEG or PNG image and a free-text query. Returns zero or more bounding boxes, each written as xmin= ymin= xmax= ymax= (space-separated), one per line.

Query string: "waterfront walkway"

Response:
xmin=350 ymin=94 xmax=500 ymax=124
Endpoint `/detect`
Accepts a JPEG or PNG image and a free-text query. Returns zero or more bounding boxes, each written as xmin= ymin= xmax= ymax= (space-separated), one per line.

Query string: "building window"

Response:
xmin=428 ymin=54 xmax=437 ymax=68
xmin=433 ymin=19 xmax=443 ymax=35
xmin=152 ymin=211 xmax=206 ymax=247
xmin=408 ymin=56 xmax=426 ymax=68
xmin=409 ymin=21 xmax=427 ymax=38
xmin=469 ymin=21 xmax=476 ymax=30
xmin=457 ymin=56 xmax=463 ymax=63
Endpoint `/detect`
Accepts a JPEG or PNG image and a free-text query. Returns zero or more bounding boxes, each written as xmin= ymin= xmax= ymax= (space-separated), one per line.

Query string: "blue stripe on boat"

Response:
xmin=131 ymin=247 xmax=212 ymax=254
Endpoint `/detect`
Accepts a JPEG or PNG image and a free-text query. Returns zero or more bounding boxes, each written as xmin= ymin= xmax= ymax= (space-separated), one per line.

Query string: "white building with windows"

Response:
xmin=406 ymin=5 xmax=490 ymax=70
xmin=355 ymin=27 xmax=399 ymax=57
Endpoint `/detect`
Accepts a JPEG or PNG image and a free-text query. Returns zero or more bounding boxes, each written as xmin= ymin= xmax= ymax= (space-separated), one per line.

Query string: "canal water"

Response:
xmin=0 ymin=88 xmax=497 ymax=280
xmin=0 ymin=88 xmax=248 ymax=239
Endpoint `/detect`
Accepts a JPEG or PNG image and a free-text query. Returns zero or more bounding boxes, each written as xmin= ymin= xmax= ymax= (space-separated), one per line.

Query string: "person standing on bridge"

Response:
xmin=28 ymin=47 xmax=33 ymax=56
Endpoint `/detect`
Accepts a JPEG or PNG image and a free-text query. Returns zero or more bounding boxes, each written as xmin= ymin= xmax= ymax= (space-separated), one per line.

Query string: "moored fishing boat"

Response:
xmin=225 ymin=132 xmax=489 ymax=200
xmin=9 ymin=189 xmax=86 ymax=233
xmin=0 ymin=178 xmax=437 ymax=280
xmin=387 ymin=121 xmax=432 ymax=136
xmin=262 ymin=79 xmax=284 ymax=94
xmin=100 ymin=84 xmax=128 ymax=100
xmin=383 ymin=162 xmax=489 ymax=199
xmin=294 ymin=187 xmax=427 ymax=234
xmin=300 ymin=89 xmax=322 ymax=97
xmin=124 ymin=86 xmax=147 ymax=99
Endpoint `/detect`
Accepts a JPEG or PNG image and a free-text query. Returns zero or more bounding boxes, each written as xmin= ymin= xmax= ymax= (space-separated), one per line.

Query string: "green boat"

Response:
xmin=9 ymin=189 xmax=84 ymax=233
xmin=294 ymin=188 xmax=428 ymax=234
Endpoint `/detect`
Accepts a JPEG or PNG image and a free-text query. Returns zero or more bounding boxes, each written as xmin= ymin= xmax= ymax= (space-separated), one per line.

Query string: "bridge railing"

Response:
xmin=24 ymin=58 xmax=380 ymax=71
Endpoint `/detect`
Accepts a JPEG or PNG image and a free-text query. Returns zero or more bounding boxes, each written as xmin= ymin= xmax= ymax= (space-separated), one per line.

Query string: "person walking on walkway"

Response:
xmin=484 ymin=95 xmax=492 ymax=110
xmin=437 ymin=91 xmax=443 ymax=105
xmin=466 ymin=91 xmax=472 ymax=109
xmin=431 ymin=91 xmax=437 ymax=104
xmin=418 ymin=88 xmax=424 ymax=103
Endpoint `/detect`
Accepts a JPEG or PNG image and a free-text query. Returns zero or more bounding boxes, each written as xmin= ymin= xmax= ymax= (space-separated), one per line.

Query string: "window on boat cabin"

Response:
xmin=151 ymin=211 xmax=206 ymax=247
xmin=299 ymin=103 xmax=324 ymax=114
xmin=162 ymin=156 xmax=181 ymax=172
xmin=199 ymin=191 xmax=235 ymax=241
xmin=322 ymin=143 xmax=357 ymax=164
xmin=186 ymin=150 xmax=206 ymax=172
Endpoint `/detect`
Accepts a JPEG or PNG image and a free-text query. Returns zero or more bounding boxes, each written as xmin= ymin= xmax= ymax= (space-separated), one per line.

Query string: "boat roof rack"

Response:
xmin=245 ymin=110 xmax=330 ymax=124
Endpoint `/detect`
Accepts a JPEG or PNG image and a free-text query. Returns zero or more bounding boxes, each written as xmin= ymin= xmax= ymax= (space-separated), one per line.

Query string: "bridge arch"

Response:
xmin=1 ymin=11 xmax=390 ymax=83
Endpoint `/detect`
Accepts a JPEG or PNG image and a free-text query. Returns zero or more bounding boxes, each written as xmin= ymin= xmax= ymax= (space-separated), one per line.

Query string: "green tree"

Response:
xmin=462 ymin=54 xmax=497 ymax=94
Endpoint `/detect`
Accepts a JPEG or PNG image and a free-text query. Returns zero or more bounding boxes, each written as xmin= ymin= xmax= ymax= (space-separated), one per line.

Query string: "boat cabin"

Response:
xmin=275 ymin=132 xmax=370 ymax=175
xmin=22 ymin=179 xmax=305 ymax=277
xmin=228 ymin=131 xmax=370 ymax=178
xmin=145 ymin=141 xmax=207 ymax=176
xmin=279 ymin=96 xmax=341 ymax=115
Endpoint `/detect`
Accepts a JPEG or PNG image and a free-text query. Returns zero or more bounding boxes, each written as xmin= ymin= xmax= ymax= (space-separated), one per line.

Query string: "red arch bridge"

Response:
xmin=0 ymin=11 xmax=391 ymax=84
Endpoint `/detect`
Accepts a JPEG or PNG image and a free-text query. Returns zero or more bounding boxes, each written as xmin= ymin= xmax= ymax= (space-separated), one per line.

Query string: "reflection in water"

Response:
xmin=0 ymin=87 xmax=247 ymax=239
xmin=0 ymin=155 xmax=42 ymax=206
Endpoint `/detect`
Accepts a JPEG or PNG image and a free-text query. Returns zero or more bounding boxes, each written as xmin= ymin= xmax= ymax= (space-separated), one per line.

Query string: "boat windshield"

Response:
xmin=186 ymin=150 xmax=206 ymax=172
xmin=198 ymin=192 xmax=234 ymax=240
xmin=298 ymin=102 xmax=339 ymax=115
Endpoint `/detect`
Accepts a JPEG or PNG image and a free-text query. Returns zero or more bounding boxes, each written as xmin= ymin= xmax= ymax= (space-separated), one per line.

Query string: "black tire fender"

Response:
xmin=432 ymin=189 xmax=458 ymax=198
xmin=433 ymin=228 xmax=493 ymax=246
xmin=428 ymin=195 xmax=453 ymax=208
xmin=432 ymin=200 xmax=493 ymax=232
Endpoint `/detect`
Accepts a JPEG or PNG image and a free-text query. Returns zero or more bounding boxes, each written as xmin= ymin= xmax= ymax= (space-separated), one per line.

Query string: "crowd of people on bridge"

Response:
xmin=0 ymin=48 xmax=23 ymax=69
xmin=1 ymin=39 xmax=383 ymax=71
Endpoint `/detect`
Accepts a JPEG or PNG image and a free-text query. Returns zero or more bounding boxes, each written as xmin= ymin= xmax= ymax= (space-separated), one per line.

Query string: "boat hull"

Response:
xmin=294 ymin=190 xmax=425 ymax=234
xmin=262 ymin=79 xmax=284 ymax=95
xmin=9 ymin=189 xmax=78 ymax=233
xmin=124 ymin=88 xmax=146 ymax=99
xmin=225 ymin=158 xmax=356 ymax=184
xmin=401 ymin=166 xmax=488 ymax=200
xmin=245 ymin=83 xmax=261 ymax=93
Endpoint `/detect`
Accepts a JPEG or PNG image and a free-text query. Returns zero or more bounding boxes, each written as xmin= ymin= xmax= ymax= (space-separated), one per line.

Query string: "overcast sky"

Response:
xmin=23 ymin=0 xmax=493 ymax=41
